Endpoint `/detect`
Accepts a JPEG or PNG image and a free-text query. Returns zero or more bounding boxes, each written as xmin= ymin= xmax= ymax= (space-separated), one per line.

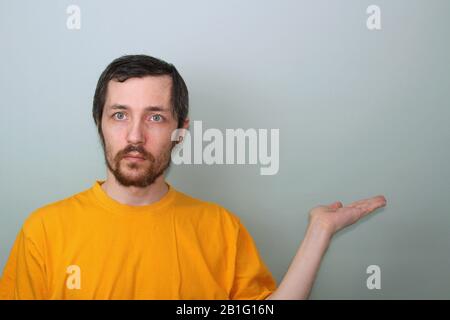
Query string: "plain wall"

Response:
xmin=1 ymin=0 xmax=449 ymax=299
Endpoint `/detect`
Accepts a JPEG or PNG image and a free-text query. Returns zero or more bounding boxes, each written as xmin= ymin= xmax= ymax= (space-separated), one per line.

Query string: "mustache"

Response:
xmin=112 ymin=141 xmax=177 ymax=163
xmin=116 ymin=145 xmax=151 ymax=160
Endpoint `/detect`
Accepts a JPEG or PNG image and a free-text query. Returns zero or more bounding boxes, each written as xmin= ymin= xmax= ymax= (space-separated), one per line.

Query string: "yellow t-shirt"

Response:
xmin=0 ymin=181 xmax=276 ymax=300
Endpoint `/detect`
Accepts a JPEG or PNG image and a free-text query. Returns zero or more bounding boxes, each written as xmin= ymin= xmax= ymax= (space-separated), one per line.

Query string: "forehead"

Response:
xmin=105 ymin=75 xmax=172 ymax=110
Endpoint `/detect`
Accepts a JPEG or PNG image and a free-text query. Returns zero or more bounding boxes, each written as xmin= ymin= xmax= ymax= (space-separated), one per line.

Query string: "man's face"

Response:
xmin=100 ymin=75 xmax=181 ymax=188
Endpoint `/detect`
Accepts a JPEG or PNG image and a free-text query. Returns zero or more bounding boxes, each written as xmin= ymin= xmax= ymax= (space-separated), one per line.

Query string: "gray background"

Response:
xmin=1 ymin=0 xmax=449 ymax=299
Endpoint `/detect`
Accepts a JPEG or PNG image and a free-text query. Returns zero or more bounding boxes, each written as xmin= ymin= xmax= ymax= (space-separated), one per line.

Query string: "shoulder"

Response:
xmin=21 ymin=187 xmax=91 ymax=239
xmin=172 ymin=188 xmax=242 ymax=229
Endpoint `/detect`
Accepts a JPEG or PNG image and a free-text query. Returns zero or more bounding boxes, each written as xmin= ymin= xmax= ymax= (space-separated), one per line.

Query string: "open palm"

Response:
xmin=309 ymin=195 xmax=387 ymax=234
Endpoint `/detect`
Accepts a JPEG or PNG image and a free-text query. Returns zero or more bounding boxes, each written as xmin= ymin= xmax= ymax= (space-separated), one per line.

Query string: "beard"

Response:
xmin=104 ymin=141 xmax=176 ymax=188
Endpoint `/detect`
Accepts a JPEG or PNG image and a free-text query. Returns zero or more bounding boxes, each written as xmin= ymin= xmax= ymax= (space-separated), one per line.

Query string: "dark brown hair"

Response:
xmin=92 ymin=54 xmax=189 ymax=146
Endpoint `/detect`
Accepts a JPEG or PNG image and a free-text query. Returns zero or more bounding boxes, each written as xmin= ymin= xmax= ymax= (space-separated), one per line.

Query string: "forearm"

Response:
xmin=266 ymin=220 xmax=333 ymax=300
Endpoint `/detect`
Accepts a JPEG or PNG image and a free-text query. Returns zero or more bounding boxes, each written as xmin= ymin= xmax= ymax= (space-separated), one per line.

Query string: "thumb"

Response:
xmin=328 ymin=201 xmax=343 ymax=209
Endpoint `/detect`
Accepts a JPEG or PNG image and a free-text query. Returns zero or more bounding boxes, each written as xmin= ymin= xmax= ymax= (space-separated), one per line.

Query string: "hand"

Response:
xmin=308 ymin=195 xmax=387 ymax=235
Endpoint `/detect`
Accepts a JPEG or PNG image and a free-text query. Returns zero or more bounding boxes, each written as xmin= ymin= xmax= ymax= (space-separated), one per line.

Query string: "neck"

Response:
xmin=101 ymin=173 xmax=169 ymax=206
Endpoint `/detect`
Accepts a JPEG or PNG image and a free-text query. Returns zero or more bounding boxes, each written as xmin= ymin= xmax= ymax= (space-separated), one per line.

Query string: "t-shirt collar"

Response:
xmin=90 ymin=180 xmax=176 ymax=214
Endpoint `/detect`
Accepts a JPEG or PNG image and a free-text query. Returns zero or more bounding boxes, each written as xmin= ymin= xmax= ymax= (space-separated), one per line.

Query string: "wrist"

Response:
xmin=308 ymin=216 xmax=336 ymax=239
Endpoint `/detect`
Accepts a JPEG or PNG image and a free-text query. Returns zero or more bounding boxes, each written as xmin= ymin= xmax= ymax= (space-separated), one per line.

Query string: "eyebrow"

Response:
xmin=109 ymin=104 xmax=169 ymax=112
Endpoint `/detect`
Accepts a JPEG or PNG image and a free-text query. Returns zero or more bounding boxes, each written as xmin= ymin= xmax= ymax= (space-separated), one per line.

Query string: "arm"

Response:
xmin=266 ymin=195 xmax=387 ymax=300
xmin=15 ymin=228 xmax=48 ymax=299
xmin=0 ymin=226 xmax=48 ymax=300
xmin=265 ymin=218 xmax=333 ymax=300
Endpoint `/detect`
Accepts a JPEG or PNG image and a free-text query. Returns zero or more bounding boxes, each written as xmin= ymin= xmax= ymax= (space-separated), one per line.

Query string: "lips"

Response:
xmin=123 ymin=153 xmax=146 ymax=160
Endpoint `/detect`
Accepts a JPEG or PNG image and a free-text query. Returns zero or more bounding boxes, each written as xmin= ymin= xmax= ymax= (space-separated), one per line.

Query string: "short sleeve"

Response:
xmin=0 ymin=231 xmax=20 ymax=300
xmin=229 ymin=220 xmax=277 ymax=300
xmin=0 ymin=228 xmax=48 ymax=300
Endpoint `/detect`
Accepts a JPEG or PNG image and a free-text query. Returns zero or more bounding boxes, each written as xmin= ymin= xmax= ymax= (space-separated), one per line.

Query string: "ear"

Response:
xmin=181 ymin=117 xmax=190 ymax=130
xmin=179 ymin=118 xmax=190 ymax=141
xmin=173 ymin=118 xmax=190 ymax=144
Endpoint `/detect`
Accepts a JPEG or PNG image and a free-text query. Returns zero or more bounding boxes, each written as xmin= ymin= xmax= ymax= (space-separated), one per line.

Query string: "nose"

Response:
xmin=126 ymin=119 xmax=146 ymax=145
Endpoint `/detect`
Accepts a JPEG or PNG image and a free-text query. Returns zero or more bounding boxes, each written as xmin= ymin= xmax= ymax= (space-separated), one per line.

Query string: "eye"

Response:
xmin=150 ymin=114 xmax=164 ymax=122
xmin=113 ymin=112 xmax=127 ymax=120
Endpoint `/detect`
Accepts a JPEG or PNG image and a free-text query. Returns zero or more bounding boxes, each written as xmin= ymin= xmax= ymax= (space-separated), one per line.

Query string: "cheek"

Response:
xmin=102 ymin=126 xmax=126 ymax=154
xmin=144 ymin=129 xmax=174 ymax=151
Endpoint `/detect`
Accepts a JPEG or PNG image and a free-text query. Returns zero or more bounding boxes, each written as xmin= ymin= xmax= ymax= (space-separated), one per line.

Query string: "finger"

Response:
xmin=345 ymin=199 xmax=385 ymax=219
xmin=347 ymin=195 xmax=387 ymax=210
xmin=328 ymin=201 xmax=343 ymax=210
xmin=338 ymin=205 xmax=371 ymax=223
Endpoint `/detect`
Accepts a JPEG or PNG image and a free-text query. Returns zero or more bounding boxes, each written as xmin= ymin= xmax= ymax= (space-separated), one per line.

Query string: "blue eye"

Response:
xmin=113 ymin=112 xmax=126 ymax=120
xmin=151 ymin=114 xmax=163 ymax=122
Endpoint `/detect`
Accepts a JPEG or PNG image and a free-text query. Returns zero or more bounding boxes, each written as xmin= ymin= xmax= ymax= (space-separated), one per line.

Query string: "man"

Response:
xmin=0 ymin=54 xmax=386 ymax=300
